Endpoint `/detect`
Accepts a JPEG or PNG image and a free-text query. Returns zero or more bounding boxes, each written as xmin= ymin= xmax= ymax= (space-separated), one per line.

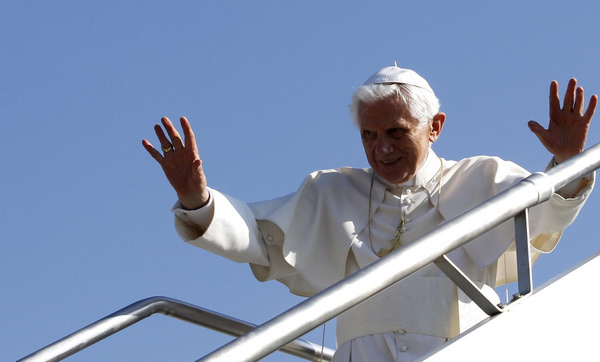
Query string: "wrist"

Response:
xmin=179 ymin=191 xmax=210 ymax=210
xmin=553 ymin=154 xmax=569 ymax=164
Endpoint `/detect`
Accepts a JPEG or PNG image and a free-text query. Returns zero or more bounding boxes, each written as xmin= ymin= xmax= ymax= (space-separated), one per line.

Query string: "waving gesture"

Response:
xmin=528 ymin=79 xmax=598 ymax=163
xmin=142 ymin=117 xmax=210 ymax=210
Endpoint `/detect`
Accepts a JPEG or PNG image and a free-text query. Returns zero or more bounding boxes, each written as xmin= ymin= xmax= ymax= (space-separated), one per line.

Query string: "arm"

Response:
xmin=175 ymin=188 xmax=271 ymax=266
xmin=142 ymin=117 xmax=210 ymax=210
xmin=143 ymin=118 xmax=271 ymax=265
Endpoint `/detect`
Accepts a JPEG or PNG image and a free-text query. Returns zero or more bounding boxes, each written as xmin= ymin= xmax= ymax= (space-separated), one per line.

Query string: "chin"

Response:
xmin=382 ymin=174 xmax=410 ymax=184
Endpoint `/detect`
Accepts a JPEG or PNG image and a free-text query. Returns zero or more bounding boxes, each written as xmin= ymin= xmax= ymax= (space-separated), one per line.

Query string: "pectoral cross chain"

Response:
xmin=376 ymin=212 xmax=407 ymax=257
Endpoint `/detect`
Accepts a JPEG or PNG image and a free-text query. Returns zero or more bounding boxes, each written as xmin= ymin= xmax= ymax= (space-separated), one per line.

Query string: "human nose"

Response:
xmin=376 ymin=137 xmax=394 ymax=154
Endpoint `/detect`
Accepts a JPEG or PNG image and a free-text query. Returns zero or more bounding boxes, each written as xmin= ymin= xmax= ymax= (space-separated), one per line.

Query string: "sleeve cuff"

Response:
xmin=171 ymin=190 xmax=215 ymax=231
xmin=547 ymin=157 xmax=595 ymax=199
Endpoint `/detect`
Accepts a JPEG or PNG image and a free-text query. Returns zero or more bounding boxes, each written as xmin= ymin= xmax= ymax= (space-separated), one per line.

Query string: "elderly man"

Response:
xmin=143 ymin=65 xmax=597 ymax=361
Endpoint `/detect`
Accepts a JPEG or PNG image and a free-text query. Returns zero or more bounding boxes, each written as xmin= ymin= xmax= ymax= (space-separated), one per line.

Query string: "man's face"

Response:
xmin=358 ymin=97 xmax=439 ymax=184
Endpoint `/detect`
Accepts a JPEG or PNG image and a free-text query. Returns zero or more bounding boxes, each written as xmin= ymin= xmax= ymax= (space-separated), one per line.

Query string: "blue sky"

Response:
xmin=3 ymin=2 xmax=600 ymax=361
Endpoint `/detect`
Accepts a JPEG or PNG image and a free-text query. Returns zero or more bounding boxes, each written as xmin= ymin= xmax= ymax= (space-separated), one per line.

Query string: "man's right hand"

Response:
xmin=142 ymin=117 xmax=210 ymax=210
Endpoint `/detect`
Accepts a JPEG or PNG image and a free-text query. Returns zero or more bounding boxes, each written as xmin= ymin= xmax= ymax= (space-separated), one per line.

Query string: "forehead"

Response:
xmin=358 ymin=97 xmax=417 ymax=129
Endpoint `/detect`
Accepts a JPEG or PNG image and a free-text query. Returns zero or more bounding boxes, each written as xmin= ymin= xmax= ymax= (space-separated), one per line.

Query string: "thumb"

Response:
xmin=191 ymin=158 xmax=208 ymax=186
xmin=528 ymin=120 xmax=554 ymax=152
xmin=528 ymin=120 xmax=548 ymax=141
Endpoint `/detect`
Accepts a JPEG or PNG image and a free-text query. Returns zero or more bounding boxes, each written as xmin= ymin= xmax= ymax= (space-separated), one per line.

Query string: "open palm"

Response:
xmin=529 ymin=79 xmax=598 ymax=163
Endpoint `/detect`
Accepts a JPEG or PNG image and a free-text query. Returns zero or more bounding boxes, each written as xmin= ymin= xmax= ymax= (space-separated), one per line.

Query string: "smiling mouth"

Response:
xmin=381 ymin=158 xmax=401 ymax=165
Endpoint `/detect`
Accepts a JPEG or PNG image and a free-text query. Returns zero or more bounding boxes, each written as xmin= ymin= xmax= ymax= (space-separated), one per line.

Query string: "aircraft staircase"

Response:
xmin=19 ymin=143 xmax=600 ymax=361
xmin=421 ymin=251 xmax=600 ymax=361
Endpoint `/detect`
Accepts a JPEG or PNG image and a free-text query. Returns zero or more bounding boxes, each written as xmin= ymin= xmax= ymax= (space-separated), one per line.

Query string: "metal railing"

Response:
xmin=19 ymin=297 xmax=335 ymax=362
xmin=199 ymin=142 xmax=600 ymax=361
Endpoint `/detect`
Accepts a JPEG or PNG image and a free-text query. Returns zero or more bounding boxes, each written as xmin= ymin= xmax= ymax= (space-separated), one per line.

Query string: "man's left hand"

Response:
xmin=529 ymin=78 xmax=598 ymax=163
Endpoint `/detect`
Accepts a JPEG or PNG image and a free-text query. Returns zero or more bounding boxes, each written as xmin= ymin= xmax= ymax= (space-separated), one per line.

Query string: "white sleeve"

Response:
xmin=172 ymin=188 xmax=270 ymax=266
xmin=172 ymin=190 xmax=215 ymax=233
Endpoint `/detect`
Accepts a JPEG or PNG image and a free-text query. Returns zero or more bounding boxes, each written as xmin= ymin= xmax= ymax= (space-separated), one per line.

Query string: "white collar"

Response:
xmin=375 ymin=148 xmax=441 ymax=190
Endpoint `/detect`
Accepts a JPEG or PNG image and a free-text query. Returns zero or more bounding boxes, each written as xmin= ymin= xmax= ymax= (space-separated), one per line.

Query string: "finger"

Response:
xmin=142 ymin=139 xmax=164 ymax=164
xmin=583 ymin=94 xmax=598 ymax=122
xmin=154 ymin=124 xmax=173 ymax=150
xmin=549 ymin=81 xmax=560 ymax=115
xmin=161 ymin=117 xmax=185 ymax=150
xmin=573 ymin=86 xmax=585 ymax=115
xmin=191 ymin=158 xmax=203 ymax=183
xmin=180 ymin=117 xmax=199 ymax=155
xmin=528 ymin=120 xmax=551 ymax=148
xmin=562 ymin=78 xmax=577 ymax=111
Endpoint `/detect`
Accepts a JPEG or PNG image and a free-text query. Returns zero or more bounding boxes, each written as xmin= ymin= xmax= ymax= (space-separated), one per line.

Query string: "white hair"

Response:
xmin=349 ymin=83 xmax=440 ymax=127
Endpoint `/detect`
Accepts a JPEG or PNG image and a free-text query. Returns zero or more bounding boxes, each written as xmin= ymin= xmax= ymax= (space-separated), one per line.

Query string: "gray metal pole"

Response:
xmin=199 ymin=142 xmax=600 ymax=362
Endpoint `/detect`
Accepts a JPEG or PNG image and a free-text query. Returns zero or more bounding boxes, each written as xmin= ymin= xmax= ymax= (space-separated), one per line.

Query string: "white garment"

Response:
xmin=333 ymin=332 xmax=447 ymax=362
xmin=173 ymin=149 xmax=594 ymax=361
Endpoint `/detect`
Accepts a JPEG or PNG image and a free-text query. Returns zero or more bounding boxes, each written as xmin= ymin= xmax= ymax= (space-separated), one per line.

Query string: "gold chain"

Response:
xmin=376 ymin=211 xmax=407 ymax=257
xmin=368 ymin=173 xmax=407 ymax=258
xmin=367 ymin=158 xmax=444 ymax=258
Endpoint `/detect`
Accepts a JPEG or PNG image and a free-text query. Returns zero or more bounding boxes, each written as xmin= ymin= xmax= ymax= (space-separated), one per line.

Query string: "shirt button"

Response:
xmin=400 ymin=346 xmax=408 ymax=352
xmin=266 ymin=235 xmax=274 ymax=242
xmin=404 ymin=188 xmax=412 ymax=194
xmin=398 ymin=329 xmax=406 ymax=335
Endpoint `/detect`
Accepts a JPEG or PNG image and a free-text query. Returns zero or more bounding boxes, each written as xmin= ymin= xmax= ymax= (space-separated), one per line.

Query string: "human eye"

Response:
xmin=362 ymin=130 xmax=376 ymax=140
xmin=388 ymin=128 xmax=407 ymax=138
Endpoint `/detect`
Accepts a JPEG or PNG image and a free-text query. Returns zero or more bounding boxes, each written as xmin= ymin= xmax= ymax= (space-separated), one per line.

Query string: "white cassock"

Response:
xmin=173 ymin=149 xmax=594 ymax=361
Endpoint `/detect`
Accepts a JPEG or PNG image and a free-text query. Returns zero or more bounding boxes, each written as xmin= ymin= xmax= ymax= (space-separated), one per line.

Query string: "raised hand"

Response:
xmin=528 ymin=79 xmax=598 ymax=163
xmin=142 ymin=117 xmax=210 ymax=210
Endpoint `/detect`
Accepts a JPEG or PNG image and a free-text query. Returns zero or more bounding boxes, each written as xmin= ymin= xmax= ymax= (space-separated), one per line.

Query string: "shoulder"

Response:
xmin=444 ymin=155 xmax=529 ymax=178
xmin=305 ymin=167 xmax=372 ymax=186
xmin=438 ymin=155 xmax=531 ymax=200
xmin=299 ymin=167 xmax=372 ymax=198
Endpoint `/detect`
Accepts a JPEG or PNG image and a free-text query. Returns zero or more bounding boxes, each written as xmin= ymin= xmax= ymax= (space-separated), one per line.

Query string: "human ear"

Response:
xmin=429 ymin=112 xmax=445 ymax=142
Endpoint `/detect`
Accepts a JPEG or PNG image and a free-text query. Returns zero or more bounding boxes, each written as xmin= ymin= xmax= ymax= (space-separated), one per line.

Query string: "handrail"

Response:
xmin=19 ymin=296 xmax=335 ymax=362
xmin=200 ymin=143 xmax=600 ymax=362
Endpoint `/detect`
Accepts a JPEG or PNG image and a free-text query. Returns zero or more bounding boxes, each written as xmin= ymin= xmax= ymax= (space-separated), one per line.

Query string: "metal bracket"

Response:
xmin=434 ymin=208 xmax=533 ymax=316
xmin=434 ymin=255 xmax=504 ymax=316
xmin=515 ymin=208 xmax=533 ymax=297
